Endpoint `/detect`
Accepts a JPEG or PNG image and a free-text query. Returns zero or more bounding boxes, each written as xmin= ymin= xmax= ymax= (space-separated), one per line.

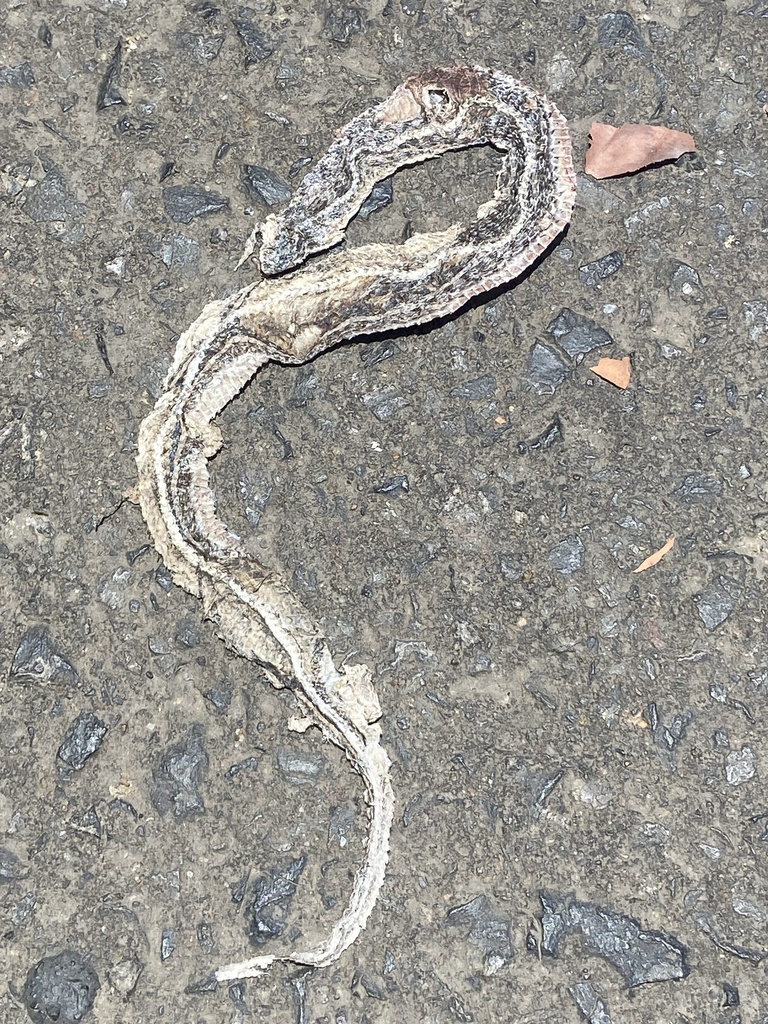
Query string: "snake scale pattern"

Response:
xmin=136 ymin=66 xmax=576 ymax=982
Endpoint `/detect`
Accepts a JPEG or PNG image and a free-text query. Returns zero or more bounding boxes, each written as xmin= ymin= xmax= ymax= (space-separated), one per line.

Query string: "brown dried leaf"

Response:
xmin=633 ymin=537 xmax=676 ymax=574
xmin=586 ymin=122 xmax=696 ymax=179
xmin=590 ymin=355 xmax=631 ymax=389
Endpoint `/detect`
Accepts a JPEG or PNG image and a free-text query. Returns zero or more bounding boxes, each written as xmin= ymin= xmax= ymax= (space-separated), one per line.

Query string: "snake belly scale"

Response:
xmin=135 ymin=66 xmax=576 ymax=982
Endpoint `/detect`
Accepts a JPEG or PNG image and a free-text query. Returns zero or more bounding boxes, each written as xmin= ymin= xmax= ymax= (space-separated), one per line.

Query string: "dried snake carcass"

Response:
xmin=136 ymin=66 xmax=576 ymax=981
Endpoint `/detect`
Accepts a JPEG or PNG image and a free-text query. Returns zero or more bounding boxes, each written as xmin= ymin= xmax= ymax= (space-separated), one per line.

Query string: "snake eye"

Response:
xmin=424 ymin=87 xmax=451 ymax=111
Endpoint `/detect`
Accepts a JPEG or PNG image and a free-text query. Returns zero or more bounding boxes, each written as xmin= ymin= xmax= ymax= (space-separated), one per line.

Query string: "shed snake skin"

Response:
xmin=136 ymin=66 xmax=576 ymax=982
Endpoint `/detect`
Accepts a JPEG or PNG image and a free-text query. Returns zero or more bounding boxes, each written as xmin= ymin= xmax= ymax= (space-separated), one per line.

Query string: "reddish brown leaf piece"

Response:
xmin=590 ymin=355 xmax=631 ymax=389
xmin=634 ymin=537 xmax=676 ymax=573
xmin=586 ymin=122 xmax=696 ymax=179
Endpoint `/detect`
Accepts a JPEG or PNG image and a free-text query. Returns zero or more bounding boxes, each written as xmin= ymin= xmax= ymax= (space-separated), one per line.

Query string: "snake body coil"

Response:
xmin=136 ymin=66 xmax=576 ymax=981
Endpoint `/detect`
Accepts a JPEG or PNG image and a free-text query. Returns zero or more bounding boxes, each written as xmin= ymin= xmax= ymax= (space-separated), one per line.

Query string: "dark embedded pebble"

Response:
xmin=13 ymin=893 xmax=38 ymax=926
xmin=86 ymin=380 xmax=110 ymax=399
xmin=363 ymin=386 xmax=409 ymax=420
xmin=360 ymin=339 xmax=398 ymax=367
xmin=160 ymin=929 xmax=176 ymax=961
xmin=578 ymin=251 xmax=623 ymax=286
xmin=154 ymin=564 xmax=174 ymax=592
xmin=674 ymin=473 xmax=722 ymax=505
xmin=517 ymin=414 xmax=565 ymax=453
xmin=694 ymin=575 xmax=742 ymax=630
xmin=177 ymin=32 xmax=225 ymax=63
xmin=276 ymin=747 xmax=326 ymax=785
xmin=114 ymin=115 xmax=155 ymax=139
xmin=450 ymin=373 xmax=497 ymax=399
xmin=548 ymin=535 xmax=586 ymax=575
xmin=326 ymin=7 xmax=367 ymax=45
xmin=668 ymin=260 xmax=702 ymax=300
xmin=108 ymin=796 xmax=140 ymax=819
xmin=0 ymin=846 xmax=27 ymax=884
xmin=242 ymin=164 xmax=292 ymax=206
xmin=524 ymin=342 xmax=573 ymax=393
xmin=445 ymin=895 xmax=513 ymax=976
xmin=247 ymin=856 xmax=307 ymax=946
xmin=225 ymin=756 xmax=261 ymax=779
xmin=293 ymin=565 xmax=318 ymax=590
xmin=358 ymin=178 xmax=393 ymax=219
xmin=22 ymin=950 xmax=100 ymax=1024
xmin=150 ymin=726 xmax=209 ymax=819
xmin=72 ymin=807 xmax=101 ymax=839
xmin=289 ymin=154 xmax=313 ymax=178
xmin=499 ymin=553 xmax=525 ymax=582
xmin=722 ymin=982 xmax=740 ymax=1007
xmin=529 ymin=891 xmax=688 ymax=986
xmin=645 ymin=702 xmax=696 ymax=772
xmin=547 ymin=308 xmax=614 ymax=358
xmin=569 ymin=980 xmax=611 ymax=1024
xmin=352 ymin=970 xmax=385 ymax=999
xmin=58 ymin=712 xmax=108 ymax=771
xmin=524 ymin=342 xmax=569 ymax=394
xmin=373 ymin=474 xmax=409 ymax=497
xmin=162 ymin=185 xmax=230 ymax=223
xmin=96 ymin=42 xmax=124 ymax=109
xmin=148 ymin=233 xmax=200 ymax=270
xmin=232 ymin=7 xmax=278 ymax=64
xmin=175 ymin=617 xmax=203 ymax=648
xmin=0 ymin=61 xmax=36 ymax=87
xmin=10 ymin=626 xmax=78 ymax=687
xmin=185 ymin=973 xmax=218 ymax=994
xmin=197 ymin=921 xmax=215 ymax=953
xmin=598 ymin=10 xmax=648 ymax=56
xmin=23 ymin=158 xmax=85 ymax=227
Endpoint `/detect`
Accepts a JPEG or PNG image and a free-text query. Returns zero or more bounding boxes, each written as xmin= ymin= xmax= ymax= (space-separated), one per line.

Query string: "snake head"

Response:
xmin=383 ymin=66 xmax=491 ymax=127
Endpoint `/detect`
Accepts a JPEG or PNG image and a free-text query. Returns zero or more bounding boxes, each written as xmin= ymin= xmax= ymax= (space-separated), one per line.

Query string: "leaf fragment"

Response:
xmin=590 ymin=355 xmax=632 ymax=389
xmin=586 ymin=122 xmax=696 ymax=179
xmin=634 ymin=537 xmax=676 ymax=573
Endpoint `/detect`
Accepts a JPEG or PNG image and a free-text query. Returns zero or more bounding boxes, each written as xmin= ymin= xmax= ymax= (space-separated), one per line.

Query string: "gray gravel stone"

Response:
xmin=578 ymin=251 xmax=623 ymax=286
xmin=547 ymin=308 xmax=614 ymax=358
xmin=22 ymin=951 xmax=100 ymax=1024
xmin=58 ymin=712 xmax=108 ymax=771
xmin=674 ymin=473 xmax=722 ymax=505
xmin=242 ymin=164 xmax=292 ymax=206
xmin=233 ymin=7 xmax=278 ymax=64
xmin=694 ymin=575 xmax=742 ymax=629
xmin=0 ymin=61 xmax=36 ymax=87
xmin=276 ymin=748 xmax=326 ymax=784
xmin=549 ymin=535 xmax=586 ymax=574
xmin=525 ymin=341 xmax=569 ymax=394
xmin=162 ymin=185 xmax=230 ymax=223
xmin=725 ymin=747 xmax=756 ymax=785
xmin=450 ymin=373 xmax=497 ymax=399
